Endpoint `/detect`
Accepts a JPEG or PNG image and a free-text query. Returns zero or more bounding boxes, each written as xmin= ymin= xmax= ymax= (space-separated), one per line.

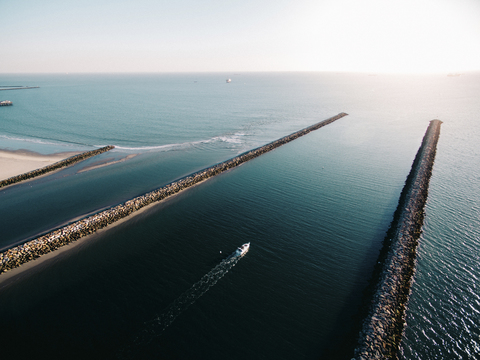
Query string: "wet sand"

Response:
xmin=77 ymin=154 xmax=139 ymax=173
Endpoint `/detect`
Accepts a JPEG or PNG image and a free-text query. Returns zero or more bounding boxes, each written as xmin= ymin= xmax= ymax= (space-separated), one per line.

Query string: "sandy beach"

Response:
xmin=0 ymin=149 xmax=80 ymax=181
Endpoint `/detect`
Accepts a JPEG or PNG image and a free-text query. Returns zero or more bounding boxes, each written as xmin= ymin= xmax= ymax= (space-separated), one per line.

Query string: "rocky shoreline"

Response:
xmin=0 ymin=113 xmax=347 ymax=275
xmin=0 ymin=145 xmax=115 ymax=188
xmin=353 ymin=120 xmax=442 ymax=359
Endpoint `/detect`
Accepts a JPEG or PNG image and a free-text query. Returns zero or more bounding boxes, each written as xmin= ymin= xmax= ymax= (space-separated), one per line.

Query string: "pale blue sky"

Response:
xmin=2 ymin=0 xmax=480 ymax=73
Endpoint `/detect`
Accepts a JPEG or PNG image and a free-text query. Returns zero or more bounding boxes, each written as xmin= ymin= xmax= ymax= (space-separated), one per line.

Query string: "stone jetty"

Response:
xmin=0 ymin=146 xmax=115 ymax=188
xmin=0 ymin=86 xmax=39 ymax=91
xmin=0 ymin=113 xmax=347 ymax=274
xmin=353 ymin=120 xmax=442 ymax=359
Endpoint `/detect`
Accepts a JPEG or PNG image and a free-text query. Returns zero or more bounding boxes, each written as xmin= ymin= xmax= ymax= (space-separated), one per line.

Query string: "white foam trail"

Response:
xmin=120 ymin=245 xmax=249 ymax=357
xmin=145 ymin=249 xmax=246 ymax=335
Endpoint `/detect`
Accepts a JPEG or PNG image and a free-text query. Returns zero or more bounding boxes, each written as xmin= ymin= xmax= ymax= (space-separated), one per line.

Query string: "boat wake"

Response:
xmin=119 ymin=243 xmax=249 ymax=358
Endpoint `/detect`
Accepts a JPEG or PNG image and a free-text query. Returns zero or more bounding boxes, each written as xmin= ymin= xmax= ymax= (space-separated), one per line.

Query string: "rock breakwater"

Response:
xmin=0 ymin=86 xmax=40 ymax=91
xmin=0 ymin=113 xmax=347 ymax=275
xmin=353 ymin=120 xmax=442 ymax=359
xmin=0 ymin=146 xmax=115 ymax=188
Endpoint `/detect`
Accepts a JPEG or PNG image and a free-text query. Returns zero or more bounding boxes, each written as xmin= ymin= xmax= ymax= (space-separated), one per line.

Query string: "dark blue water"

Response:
xmin=1 ymin=73 xmax=479 ymax=359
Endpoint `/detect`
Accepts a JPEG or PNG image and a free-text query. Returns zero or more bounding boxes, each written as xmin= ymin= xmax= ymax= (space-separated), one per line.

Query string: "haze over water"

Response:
xmin=0 ymin=72 xmax=479 ymax=359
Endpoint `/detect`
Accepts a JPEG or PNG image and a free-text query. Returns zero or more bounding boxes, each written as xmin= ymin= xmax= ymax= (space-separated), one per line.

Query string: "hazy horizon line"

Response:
xmin=1 ymin=69 xmax=478 ymax=76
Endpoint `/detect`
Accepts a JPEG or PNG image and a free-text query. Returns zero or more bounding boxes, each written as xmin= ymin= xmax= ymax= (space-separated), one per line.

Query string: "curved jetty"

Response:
xmin=0 ymin=113 xmax=347 ymax=274
xmin=354 ymin=120 xmax=442 ymax=359
xmin=0 ymin=146 xmax=115 ymax=188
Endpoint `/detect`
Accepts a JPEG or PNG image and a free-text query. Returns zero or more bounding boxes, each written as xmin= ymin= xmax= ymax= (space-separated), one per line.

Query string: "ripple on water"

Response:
xmin=399 ymin=148 xmax=480 ymax=359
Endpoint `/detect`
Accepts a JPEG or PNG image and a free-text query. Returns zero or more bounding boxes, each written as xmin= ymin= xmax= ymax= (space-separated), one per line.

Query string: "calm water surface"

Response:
xmin=0 ymin=73 xmax=479 ymax=359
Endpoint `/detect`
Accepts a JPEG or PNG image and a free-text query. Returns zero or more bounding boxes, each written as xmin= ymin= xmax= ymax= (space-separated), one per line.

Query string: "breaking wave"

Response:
xmin=113 ymin=132 xmax=247 ymax=152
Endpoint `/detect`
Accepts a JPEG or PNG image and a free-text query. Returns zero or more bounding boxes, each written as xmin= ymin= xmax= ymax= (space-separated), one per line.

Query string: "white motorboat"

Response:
xmin=236 ymin=242 xmax=250 ymax=256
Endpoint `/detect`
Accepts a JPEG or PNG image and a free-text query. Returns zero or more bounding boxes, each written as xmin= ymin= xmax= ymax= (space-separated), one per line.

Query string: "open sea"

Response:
xmin=0 ymin=72 xmax=479 ymax=359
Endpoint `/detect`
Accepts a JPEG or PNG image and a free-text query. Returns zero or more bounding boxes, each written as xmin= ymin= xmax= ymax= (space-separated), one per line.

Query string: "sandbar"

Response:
xmin=0 ymin=149 xmax=81 ymax=181
xmin=77 ymin=154 xmax=138 ymax=173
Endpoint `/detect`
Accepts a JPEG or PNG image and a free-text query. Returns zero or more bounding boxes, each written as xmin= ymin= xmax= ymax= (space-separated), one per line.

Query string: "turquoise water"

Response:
xmin=0 ymin=73 xmax=479 ymax=359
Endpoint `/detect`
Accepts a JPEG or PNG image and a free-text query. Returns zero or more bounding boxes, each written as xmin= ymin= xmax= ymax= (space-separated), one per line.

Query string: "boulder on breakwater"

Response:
xmin=0 ymin=146 xmax=115 ymax=188
xmin=0 ymin=113 xmax=347 ymax=275
xmin=353 ymin=120 xmax=442 ymax=360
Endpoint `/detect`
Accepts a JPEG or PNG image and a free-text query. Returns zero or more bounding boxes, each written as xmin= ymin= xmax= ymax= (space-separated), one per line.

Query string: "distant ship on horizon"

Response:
xmin=226 ymin=78 xmax=231 ymax=83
